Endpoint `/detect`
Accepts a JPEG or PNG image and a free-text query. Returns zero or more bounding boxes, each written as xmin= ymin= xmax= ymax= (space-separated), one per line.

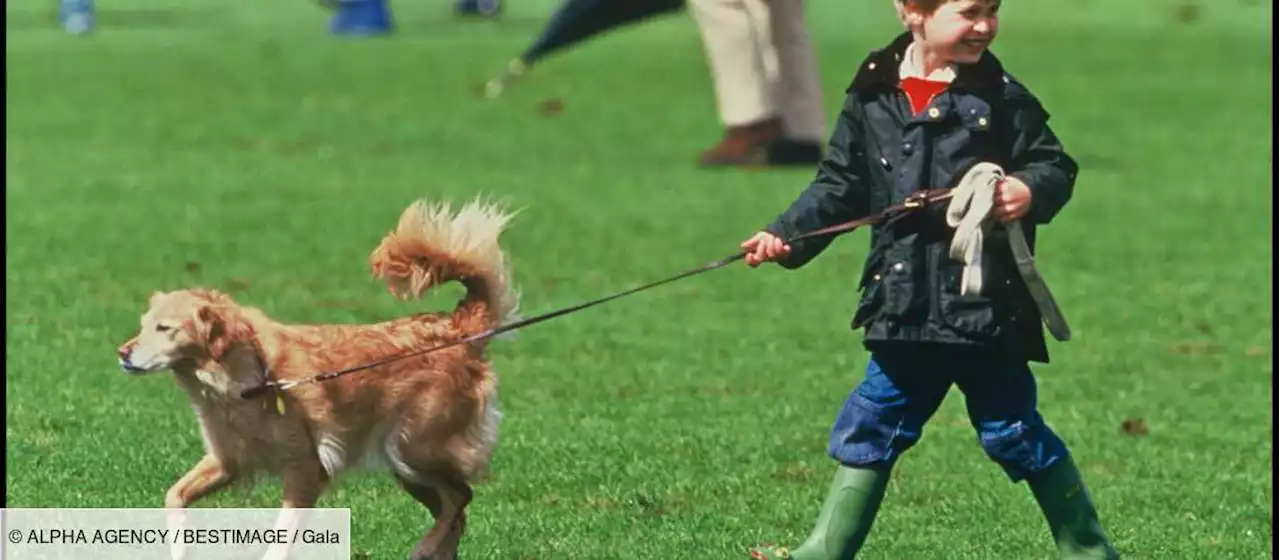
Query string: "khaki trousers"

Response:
xmin=689 ymin=0 xmax=825 ymax=142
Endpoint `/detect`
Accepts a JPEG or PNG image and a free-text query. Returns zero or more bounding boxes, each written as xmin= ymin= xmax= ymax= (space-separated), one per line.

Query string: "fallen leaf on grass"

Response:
xmin=614 ymin=386 xmax=638 ymax=399
xmin=1121 ymin=418 xmax=1149 ymax=437
xmin=1172 ymin=2 xmax=1201 ymax=24
xmin=537 ymin=98 xmax=564 ymax=116
xmin=1169 ymin=341 xmax=1221 ymax=355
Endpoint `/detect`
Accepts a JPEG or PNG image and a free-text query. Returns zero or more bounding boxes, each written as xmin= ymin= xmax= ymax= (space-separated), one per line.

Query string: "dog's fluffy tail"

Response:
xmin=369 ymin=198 xmax=519 ymax=334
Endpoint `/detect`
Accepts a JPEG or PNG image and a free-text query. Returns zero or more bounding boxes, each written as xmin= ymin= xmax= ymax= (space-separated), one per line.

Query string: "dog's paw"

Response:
xmin=411 ymin=544 xmax=455 ymax=560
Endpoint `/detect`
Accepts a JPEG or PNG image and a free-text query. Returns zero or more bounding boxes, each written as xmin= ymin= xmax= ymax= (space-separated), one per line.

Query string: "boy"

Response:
xmin=740 ymin=1 xmax=1119 ymax=558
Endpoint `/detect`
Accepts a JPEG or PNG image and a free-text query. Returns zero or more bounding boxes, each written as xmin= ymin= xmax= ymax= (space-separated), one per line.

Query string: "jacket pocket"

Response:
xmin=935 ymin=250 xmax=998 ymax=338
xmin=880 ymin=247 xmax=928 ymax=324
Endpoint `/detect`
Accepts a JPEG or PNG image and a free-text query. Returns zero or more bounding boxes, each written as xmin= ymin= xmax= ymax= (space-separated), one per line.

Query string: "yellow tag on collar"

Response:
xmin=275 ymin=394 xmax=286 ymax=416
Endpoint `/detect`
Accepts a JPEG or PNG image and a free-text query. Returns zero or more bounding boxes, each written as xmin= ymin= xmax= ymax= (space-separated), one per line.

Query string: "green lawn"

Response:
xmin=6 ymin=0 xmax=1273 ymax=558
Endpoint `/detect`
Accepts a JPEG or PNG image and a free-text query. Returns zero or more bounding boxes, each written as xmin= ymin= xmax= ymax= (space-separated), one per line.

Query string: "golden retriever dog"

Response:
xmin=117 ymin=198 xmax=519 ymax=560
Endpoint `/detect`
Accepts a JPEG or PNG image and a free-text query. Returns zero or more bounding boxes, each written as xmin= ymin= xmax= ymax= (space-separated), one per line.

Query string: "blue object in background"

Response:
xmin=330 ymin=0 xmax=393 ymax=36
xmin=59 ymin=0 xmax=94 ymax=35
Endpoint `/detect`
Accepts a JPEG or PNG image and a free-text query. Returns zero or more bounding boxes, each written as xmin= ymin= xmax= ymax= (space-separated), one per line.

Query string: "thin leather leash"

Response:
xmin=240 ymin=188 xmax=955 ymax=400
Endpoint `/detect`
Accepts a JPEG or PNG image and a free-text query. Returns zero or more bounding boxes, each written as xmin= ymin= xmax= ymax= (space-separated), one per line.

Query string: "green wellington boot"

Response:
xmin=750 ymin=465 xmax=891 ymax=560
xmin=1027 ymin=456 xmax=1120 ymax=559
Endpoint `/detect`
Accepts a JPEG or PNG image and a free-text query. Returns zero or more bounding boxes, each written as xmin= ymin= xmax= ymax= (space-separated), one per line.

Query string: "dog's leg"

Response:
xmin=396 ymin=469 xmax=471 ymax=560
xmin=166 ymin=455 xmax=236 ymax=560
xmin=394 ymin=475 xmax=451 ymax=560
xmin=259 ymin=462 xmax=328 ymax=560
xmin=396 ymin=474 xmax=444 ymax=517
xmin=280 ymin=460 xmax=327 ymax=508
xmin=166 ymin=454 xmax=236 ymax=507
xmin=432 ymin=474 xmax=472 ymax=560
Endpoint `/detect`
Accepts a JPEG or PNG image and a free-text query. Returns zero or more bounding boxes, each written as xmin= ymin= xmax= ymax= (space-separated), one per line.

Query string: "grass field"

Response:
xmin=5 ymin=0 xmax=1274 ymax=558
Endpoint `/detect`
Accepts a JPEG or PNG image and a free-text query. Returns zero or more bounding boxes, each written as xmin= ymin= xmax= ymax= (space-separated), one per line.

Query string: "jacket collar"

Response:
xmin=899 ymin=41 xmax=957 ymax=82
xmin=848 ymin=32 xmax=1007 ymax=99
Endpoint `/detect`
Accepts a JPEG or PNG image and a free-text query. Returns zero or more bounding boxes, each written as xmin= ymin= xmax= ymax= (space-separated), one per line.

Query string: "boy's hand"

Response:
xmin=740 ymin=231 xmax=791 ymax=268
xmin=994 ymin=177 xmax=1033 ymax=222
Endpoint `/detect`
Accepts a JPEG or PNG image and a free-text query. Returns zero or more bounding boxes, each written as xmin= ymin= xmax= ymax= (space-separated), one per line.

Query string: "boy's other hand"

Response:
xmin=740 ymin=231 xmax=791 ymax=267
xmin=994 ymin=177 xmax=1033 ymax=222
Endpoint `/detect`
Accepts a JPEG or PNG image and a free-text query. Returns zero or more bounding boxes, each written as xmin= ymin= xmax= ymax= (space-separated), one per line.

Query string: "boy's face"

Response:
xmin=910 ymin=0 xmax=1001 ymax=64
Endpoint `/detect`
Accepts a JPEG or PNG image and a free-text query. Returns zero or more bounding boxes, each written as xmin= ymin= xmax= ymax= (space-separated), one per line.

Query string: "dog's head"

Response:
xmin=117 ymin=289 xmax=244 ymax=375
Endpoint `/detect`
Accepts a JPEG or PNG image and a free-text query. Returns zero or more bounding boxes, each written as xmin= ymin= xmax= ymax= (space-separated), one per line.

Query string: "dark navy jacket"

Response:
xmin=766 ymin=32 xmax=1078 ymax=363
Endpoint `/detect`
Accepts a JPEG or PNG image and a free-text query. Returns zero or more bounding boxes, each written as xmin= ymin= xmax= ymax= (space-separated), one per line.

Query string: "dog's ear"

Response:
xmin=148 ymin=291 xmax=165 ymax=308
xmin=194 ymin=304 xmax=260 ymax=364
xmin=193 ymin=305 xmax=229 ymax=360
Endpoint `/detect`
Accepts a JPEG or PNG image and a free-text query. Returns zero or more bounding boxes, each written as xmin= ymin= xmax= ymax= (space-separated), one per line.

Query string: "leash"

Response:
xmin=946 ymin=163 xmax=1071 ymax=341
xmin=240 ymin=188 xmax=954 ymax=400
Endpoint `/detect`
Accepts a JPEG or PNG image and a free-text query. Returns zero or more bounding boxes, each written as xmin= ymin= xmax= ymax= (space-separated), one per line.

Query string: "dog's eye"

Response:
xmin=155 ymin=324 xmax=172 ymax=333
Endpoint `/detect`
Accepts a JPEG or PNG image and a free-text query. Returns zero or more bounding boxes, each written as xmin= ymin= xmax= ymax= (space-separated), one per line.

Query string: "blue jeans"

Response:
xmin=829 ymin=343 xmax=1069 ymax=482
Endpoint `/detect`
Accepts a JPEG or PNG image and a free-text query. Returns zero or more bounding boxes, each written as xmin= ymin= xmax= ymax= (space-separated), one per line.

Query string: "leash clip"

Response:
xmin=902 ymin=190 xmax=936 ymax=209
xmin=905 ymin=188 xmax=954 ymax=210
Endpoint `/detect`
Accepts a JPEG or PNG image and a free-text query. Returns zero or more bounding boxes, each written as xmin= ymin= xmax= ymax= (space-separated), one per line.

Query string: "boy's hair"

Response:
xmin=899 ymin=0 xmax=941 ymax=11
xmin=896 ymin=0 xmax=993 ymax=14
xmin=894 ymin=0 xmax=944 ymax=26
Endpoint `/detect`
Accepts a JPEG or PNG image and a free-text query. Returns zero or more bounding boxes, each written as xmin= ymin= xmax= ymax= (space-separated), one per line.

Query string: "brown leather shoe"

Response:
xmin=698 ymin=117 xmax=784 ymax=167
